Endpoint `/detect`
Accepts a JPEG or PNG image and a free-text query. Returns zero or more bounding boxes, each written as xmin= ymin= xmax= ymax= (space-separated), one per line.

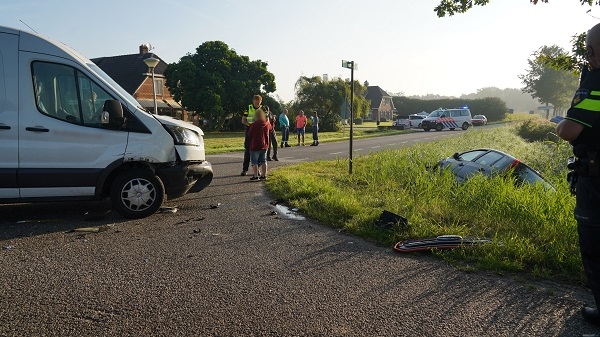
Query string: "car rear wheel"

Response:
xmin=435 ymin=123 xmax=443 ymax=131
xmin=111 ymin=169 xmax=165 ymax=218
xmin=462 ymin=122 xmax=469 ymax=130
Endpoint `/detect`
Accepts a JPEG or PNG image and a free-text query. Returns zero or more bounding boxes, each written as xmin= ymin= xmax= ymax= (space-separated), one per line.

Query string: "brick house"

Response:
xmin=91 ymin=45 xmax=187 ymax=121
xmin=366 ymin=86 xmax=396 ymax=121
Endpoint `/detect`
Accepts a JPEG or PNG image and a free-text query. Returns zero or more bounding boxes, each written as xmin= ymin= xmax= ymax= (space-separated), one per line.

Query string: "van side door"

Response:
xmin=18 ymin=55 xmax=128 ymax=198
xmin=0 ymin=31 xmax=19 ymax=198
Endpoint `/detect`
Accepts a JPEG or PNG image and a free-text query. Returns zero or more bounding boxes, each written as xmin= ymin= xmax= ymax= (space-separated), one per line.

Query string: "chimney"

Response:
xmin=139 ymin=44 xmax=148 ymax=55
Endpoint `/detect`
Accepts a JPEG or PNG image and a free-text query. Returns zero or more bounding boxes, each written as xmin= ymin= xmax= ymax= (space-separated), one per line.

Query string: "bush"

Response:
xmin=354 ymin=118 xmax=363 ymax=125
xmin=516 ymin=118 xmax=557 ymax=142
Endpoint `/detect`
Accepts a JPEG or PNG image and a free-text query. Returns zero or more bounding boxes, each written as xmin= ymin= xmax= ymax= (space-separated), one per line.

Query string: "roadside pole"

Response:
xmin=342 ymin=60 xmax=357 ymax=174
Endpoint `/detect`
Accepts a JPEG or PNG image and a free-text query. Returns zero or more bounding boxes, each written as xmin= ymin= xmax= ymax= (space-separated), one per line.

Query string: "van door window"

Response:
xmin=32 ymin=62 xmax=114 ymax=126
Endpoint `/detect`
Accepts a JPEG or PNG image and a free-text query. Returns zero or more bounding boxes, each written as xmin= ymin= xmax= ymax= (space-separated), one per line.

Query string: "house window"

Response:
xmin=154 ymin=78 xmax=164 ymax=96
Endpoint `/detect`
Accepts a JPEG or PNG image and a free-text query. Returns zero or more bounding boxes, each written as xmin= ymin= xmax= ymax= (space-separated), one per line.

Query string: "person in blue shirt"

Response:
xmin=278 ymin=109 xmax=291 ymax=148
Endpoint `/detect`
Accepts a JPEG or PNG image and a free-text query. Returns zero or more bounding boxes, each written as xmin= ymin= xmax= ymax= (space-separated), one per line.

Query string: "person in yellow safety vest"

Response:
xmin=557 ymin=22 xmax=600 ymax=327
xmin=241 ymin=94 xmax=264 ymax=176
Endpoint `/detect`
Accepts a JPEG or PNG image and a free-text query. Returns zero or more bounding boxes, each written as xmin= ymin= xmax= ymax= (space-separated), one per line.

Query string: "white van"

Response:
xmin=0 ymin=26 xmax=213 ymax=218
xmin=421 ymin=108 xmax=472 ymax=132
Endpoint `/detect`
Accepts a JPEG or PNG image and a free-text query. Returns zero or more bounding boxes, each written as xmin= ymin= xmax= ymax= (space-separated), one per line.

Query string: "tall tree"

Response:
xmin=293 ymin=76 xmax=369 ymax=131
xmin=434 ymin=0 xmax=596 ymax=17
xmin=163 ymin=41 xmax=276 ymax=130
xmin=519 ymin=46 xmax=579 ymax=117
xmin=435 ymin=1 xmax=591 ymax=75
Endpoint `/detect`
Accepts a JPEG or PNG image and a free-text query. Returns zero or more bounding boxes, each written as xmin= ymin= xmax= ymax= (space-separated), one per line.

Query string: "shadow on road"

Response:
xmin=0 ymin=200 xmax=127 ymax=241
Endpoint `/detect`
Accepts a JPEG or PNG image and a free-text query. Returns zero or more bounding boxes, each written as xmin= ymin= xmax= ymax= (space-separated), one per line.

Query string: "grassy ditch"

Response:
xmin=265 ymin=124 xmax=582 ymax=283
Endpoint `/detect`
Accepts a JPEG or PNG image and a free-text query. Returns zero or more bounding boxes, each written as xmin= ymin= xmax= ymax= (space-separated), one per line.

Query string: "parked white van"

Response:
xmin=0 ymin=26 xmax=213 ymax=218
xmin=421 ymin=108 xmax=472 ymax=132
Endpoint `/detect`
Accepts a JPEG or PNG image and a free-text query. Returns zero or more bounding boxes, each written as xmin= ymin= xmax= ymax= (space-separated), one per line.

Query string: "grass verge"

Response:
xmin=265 ymin=123 xmax=582 ymax=283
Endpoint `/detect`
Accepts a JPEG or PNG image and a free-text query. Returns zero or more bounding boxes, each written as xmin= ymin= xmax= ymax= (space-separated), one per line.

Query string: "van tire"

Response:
xmin=111 ymin=169 xmax=165 ymax=218
xmin=435 ymin=123 xmax=443 ymax=131
xmin=423 ymin=128 xmax=431 ymax=132
xmin=462 ymin=122 xmax=469 ymax=130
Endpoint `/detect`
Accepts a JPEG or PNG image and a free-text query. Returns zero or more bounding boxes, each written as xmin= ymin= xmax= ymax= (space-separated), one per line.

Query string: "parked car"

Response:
xmin=435 ymin=148 xmax=554 ymax=190
xmin=408 ymin=114 xmax=426 ymax=128
xmin=471 ymin=115 xmax=487 ymax=126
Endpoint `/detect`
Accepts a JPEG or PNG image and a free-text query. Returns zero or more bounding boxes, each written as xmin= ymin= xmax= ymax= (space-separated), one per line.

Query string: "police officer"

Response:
xmin=557 ymin=22 xmax=600 ymax=326
xmin=241 ymin=95 xmax=263 ymax=176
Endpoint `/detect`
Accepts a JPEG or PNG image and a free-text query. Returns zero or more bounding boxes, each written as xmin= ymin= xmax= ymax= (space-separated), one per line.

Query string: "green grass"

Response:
xmin=202 ymin=121 xmax=413 ymax=155
xmin=265 ymin=124 xmax=583 ymax=283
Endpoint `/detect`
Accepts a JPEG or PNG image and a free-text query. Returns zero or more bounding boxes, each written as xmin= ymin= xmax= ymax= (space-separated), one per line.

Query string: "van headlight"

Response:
xmin=164 ymin=125 xmax=201 ymax=146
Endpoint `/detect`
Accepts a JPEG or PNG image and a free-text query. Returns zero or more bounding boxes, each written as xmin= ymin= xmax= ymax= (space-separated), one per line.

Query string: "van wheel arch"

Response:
xmin=110 ymin=168 xmax=165 ymax=218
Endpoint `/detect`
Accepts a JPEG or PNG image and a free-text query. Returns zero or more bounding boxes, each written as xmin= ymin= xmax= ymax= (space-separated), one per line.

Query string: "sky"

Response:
xmin=1 ymin=0 xmax=599 ymax=102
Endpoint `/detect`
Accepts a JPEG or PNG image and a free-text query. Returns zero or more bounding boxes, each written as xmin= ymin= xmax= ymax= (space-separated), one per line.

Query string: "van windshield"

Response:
xmin=87 ymin=63 xmax=144 ymax=111
xmin=429 ymin=110 xmax=443 ymax=117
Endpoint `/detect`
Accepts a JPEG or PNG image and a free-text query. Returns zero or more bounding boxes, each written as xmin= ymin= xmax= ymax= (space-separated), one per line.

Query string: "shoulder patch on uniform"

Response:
xmin=572 ymin=89 xmax=589 ymax=106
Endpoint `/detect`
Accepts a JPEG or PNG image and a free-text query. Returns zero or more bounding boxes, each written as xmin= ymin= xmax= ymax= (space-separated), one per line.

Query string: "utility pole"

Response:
xmin=342 ymin=60 xmax=358 ymax=174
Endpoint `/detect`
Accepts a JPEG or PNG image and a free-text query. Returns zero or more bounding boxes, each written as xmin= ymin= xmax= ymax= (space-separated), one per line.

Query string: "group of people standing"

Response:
xmin=240 ymin=95 xmax=319 ymax=180
xmin=279 ymin=109 xmax=319 ymax=147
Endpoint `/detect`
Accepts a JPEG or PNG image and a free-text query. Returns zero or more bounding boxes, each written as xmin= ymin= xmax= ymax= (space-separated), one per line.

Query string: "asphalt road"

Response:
xmin=0 ymin=129 xmax=597 ymax=336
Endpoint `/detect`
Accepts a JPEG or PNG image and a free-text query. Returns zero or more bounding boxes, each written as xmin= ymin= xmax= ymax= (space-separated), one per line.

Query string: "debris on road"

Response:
xmin=209 ymin=203 xmax=222 ymax=209
xmin=159 ymin=206 xmax=178 ymax=213
xmin=70 ymin=226 xmax=109 ymax=233
xmin=394 ymin=235 xmax=492 ymax=253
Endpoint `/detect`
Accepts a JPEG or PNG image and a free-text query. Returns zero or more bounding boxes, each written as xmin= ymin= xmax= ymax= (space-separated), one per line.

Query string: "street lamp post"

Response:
xmin=144 ymin=56 xmax=160 ymax=115
xmin=342 ymin=60 xmax=358 ymax=174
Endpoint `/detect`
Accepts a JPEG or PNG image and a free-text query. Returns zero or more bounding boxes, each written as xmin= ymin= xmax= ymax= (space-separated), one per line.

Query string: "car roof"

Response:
xmin=459 ymin=148 xmax=516 ymax=160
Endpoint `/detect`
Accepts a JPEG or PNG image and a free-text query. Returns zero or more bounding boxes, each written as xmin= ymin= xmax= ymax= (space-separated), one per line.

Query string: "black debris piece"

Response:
xmin=374 ymin=210 xmax=408 ymax=231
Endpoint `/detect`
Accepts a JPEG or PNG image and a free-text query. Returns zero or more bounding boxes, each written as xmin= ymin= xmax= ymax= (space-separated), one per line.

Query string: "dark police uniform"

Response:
xmin=566 ymin=67 xmax=600 ymax=308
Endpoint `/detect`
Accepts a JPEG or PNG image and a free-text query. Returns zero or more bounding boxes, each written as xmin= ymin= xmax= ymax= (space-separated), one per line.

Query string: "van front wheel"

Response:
xmin=111 ymin=169 xmax=165 ymax=218
xmin=462 ymin=122 xmax=469 ymax=130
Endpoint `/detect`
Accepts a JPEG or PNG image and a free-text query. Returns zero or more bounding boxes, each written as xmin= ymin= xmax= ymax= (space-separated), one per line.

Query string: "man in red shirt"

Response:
xmin=246 ymin=108 xmax=272 ymax=180
xmin=295 ymin=110 xmax=307 ymax=146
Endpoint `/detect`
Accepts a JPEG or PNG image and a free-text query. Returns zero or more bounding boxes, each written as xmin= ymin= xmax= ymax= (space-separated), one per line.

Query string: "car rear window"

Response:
xmin=513 ymin=163 xmax=547 ymax=185
xmin=458 ymin=150 xmax=488 ymax=161
xmin=474 ymin=151 xmax=505 ymax=166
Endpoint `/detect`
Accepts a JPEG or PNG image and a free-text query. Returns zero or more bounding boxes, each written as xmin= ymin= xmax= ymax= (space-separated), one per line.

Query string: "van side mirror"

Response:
xmin=101 ymin=100 xmax=126 ymax=129
xmin=452 ymin=152 xmax=460 ymax=160
xmin=440 ymin=114 xmax=446 ymax=118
